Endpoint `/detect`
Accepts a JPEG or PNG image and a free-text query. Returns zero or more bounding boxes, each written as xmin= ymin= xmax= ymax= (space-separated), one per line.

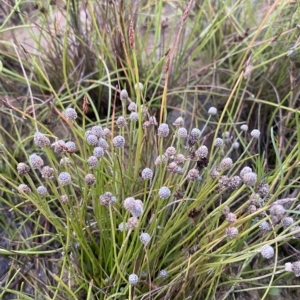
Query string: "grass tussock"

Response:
xmin=0 ymin=0 xmax=300 ymax=299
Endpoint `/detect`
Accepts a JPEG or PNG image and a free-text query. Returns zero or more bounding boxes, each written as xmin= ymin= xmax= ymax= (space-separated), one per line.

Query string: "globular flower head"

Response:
xmin=140 ymin=233 xmax=151 ymax=245
xmin=51 ymin=140 xmax=66 ymax=153
xmin=128 ymin=102 xmax=137 ymax=112
xmin=91 ymin=126 xmax=103 ymax=138
xmin=187 ymin=169 xmax=199 ymax=181
xmin=195 ymin=145 xmax=208 ymax=158
xmin=102 ymin=128 xmax=111 ymax=139
xmin=242 ymin=172 xmax=257 ymax=186
xmin=18 ymin=184 xmax=31 ymax=194
xmin=141 ymin=168 xmax=153 ymax=180
xmin=124 ymin=197 xmax=136 ymax=211
xmin=85 ymin=174 xmax=96 ymax=186
xmin=251 ymin=129 xmax=261 ymax=138
xmin=116 ymin=116 xmax=127 ymax=128
xmin=232 ymin=141 xmax=240 ymax=149
xmin=127 ymin=217 xmax=139 ymax=229
xmin=258 ymin=182 xmax=270 ymax=197
xmin=134 ymin=82 xmax=144 ymax=91
xmin=29 ymin=154 xmax=44 ymax=169
xmin=64 ymin=108 xmax=77 ymax=120
xmin=157 ymin=123 xmax=169 ymax=137
xmin=219 ymin=157 xmax=233 ymax=170
xmin=17 ymin=162 xmax=30 ymax=175
xmin=281 ymin=217 xmax=294 ymax=229
xmin=155 ymin=154 xmax=167 ymax=165
xmin=225 ymin=227 xmax=238 ymax=239
xmin=99 ymin=192 xmax=116 ymax=205
xmin=190 ymin=128 xmax=201 ymax=138
xmin=260 ymin=244 xmax=274 ymax=259
xmin=210 ymin=169 xmax=220 ymax=179
xmin=174 ymin=154 xmax=185 ymax=165
xmin=270 ymin=204 xmax=285 ymax=218
xmin=165 ymin=146 xmax=176 ymax=157
xmin=37 ymin=185 xmax=48 ymax=196
xmin=34 ymin=132 xmax=50 ymax=147
xmin=247 ymin=205 xmax=257 ymax=214
xmin=60 ymin=157 xmax=71 ymax=166
xmin=260 ymin=221 xmax=271 ymax=231
xmin=158 ymin=269 xmax=168 ymax=278
xmin=120 ymin=89 xmax=128 ymax=101
xmin=98 ymin=138 xmax=109 ymax=150
xmin=130 ymin=112 xmax=139 ymax=121
xmin=58 ymin=172 xmax=71 ymax=186
xmin=240 ymin=166 xmax=252 ymax=179
xmin=113 ymin=136 xmax=125 ymax=148
xmin=291 ymin=261 xmax=300 ymax=277
xmin=173 ymin=117 xmax=184 ymax=127
xmin=118 ymin=222 xmax=128 ymax=232
xmin=226 ymin=213 xmax=237 ymax=223
xmin=214 ymin=138 xmax=224 ymax=147
xmin=167 ymin=162 xmax=178 ymax=173
xmin=86 ymin=134 xmax=98 ymax=146
xmin=60 ymin=194 xmax=69 ymax=203
xmin=158 ymin=186 xmax=171 ymax=199
xmin=177 ymin=127 xmax=187 ymax=138
xmin=87 ymin=156 xmax=98 ymax=168
xmin=128 ymin=274 xmax=139 ymax=285
xmin=41 ymin=166 xmax=55 ymax=179
xmin=130 ymin=199 xmax=144 ymax=217
xmin=65 ymin=141 xmax=76 ymax=153
xmin=208 ymin=107 xmax=217 ymax=115
xmin=228 ymin=176 xmax=242 ymax=189
xmin=240 ymin=124 xmax=248 ymax=131
xmin=93 ymin=147 xmax=105 ymax=158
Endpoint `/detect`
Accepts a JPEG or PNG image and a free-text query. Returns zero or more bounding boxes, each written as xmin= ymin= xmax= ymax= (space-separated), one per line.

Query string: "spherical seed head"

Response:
xmin=159 ymin=186 xmax=171 ymax=199
xmin=226 ymin=213 xmax=237 ymax=223
xmin=155 ymin=154 xmax=167 ymax=165
xmin=165 ymin=146 xmax=176 ymax=157
xmin=228 ymin=176 xmax=242 ymax=189
xmin=52 ymin=140 xmax=66 ymax=153
xmin=127 ymin=217 xmax=139 ymax=229
xmin=225 ymin=227 xmax=238 ymax=239
xmin=208 ymin=107 xmax=217 ymax=115
xmin=130 ymin=200 xmax=144 ymax=217
xmin=251 ymin=129 xmax=261 ymax=138
xmin=29 ymin=154 xmax=44 ymax=169
xmin=64 ymin=108 xmax=77 ymax=120
xmin=128 ymin=102 xmax=137 ymax=112
xmin=98 ymin=138 xmax=109 ymax=150
xmin=60 ymin=194 xmax=68 ymax=203
xmin=34 ymin=132 xmax=50 ymax=147
xmin=249 ymin=193 xmax=262 ymax=206
xmin=18 ymin=184 xmax=31 ymax=194
xmin=120 ymin=89 xmax=128 ymax=101
xmin=158 ymin=269 xmax=168 ymax=278
xmin=128 ymin=274 xmax=139 ymax=285
xmin=85 ymin=173 xmax=96 ymax=186
xmin=87 ymin=156 xmax=98 ymax=168
xmin=157 ymin=123 xmax=170 ymax=137
xmin=260 ymin=221 xmax=271 ymax=231
xmin=118 ymin=222 xmax=128 ymax=231
xmin=93 ymin=147 xmax=105 ymax=158
xmin=58 ymin=172 xmax=71 ymax=186
xmin=113 ymin=135 xmax=125 ymax=148
xmin=102 ymin=128 xmax=111 ymax=139
xmin=91 ymin=125 xmax=103 ymax=138
xmin=130 ymin=112 xmax=139 ymax=121
xmin=140 ymin=233 xmax=151 ymax=245
xmin=86 ymin=134 xmax=98 ymax=146
xmin=65 ymin=141 xmax=76 ymax=153
xmin=240 ymin=166 xmax=252 ymax=179
xmin=258 ymin=182 xmax=270 ymax=197
xmin=17 ymin=163 xmax=30 ymax=175
xmin=291 ymin=262 xmax=300 ymax=277
xmin=218 ymin=175 xmax=230 ymax=190
xmin=281 ymin=217 xmax=294 ymax=228
xmin=141 ymin=168 xmax=153 ymax=180
xmin=210 ymin=169 xmax=220 ymax=179
xmin=167 ymin=162 xmax=178 ymax=173
xmin=99 ymin=192 xmax=116 ymax=206
xmin=173 ymin=117 xmax=184 ymax=127
xmin=260 ymin=245 xmax=274 ymax=259
xmin=116 ymin=116 xmax=127 ymax=128
xmin=135 ymin=82 xmax=144 ymax=91
xmin=174 ymin=154 xmax=185 ymax=165
xmin=124 ymin=197 xmax=135 ymax=211
xmin=240 ymin=124 xmax=248 ymax=131
xmin=177 ymin=127 xmax=188 ymax=138
xmin=214 ymin=138 xmax=224 ymax=147
xmin=60 ymin=157 xmax=71 ymax=166
xmin=291 ymin=225 xmax=300 ymax=238
xmin=187 ymin=168 xmax=199 ymax=181
xmin=41 ymin=166 xmax=54 ymax=179
xmin=190 ymin=128 xmax=201 ymax=138
xmin=242 ymin=172 xmax=257 ymax=186
xmin=37 ymin=185 xmax=48 ymax=196
xmin=195 ymin=145 xmax=209 ymax=158
xmin=270 ymin=204 xmax=285 ymax=218
xmin=220 ymin=157 xmax=233 ymax=170
xmin=232 ymin=141 xmax=240 ymax=149
xmin=247 ymin=205 xmax=257 ymax=214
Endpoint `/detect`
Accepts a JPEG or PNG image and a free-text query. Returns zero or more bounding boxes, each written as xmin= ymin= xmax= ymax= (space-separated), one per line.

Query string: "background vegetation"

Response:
xmin=0 ymin=0 xmax=300 ymax=299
